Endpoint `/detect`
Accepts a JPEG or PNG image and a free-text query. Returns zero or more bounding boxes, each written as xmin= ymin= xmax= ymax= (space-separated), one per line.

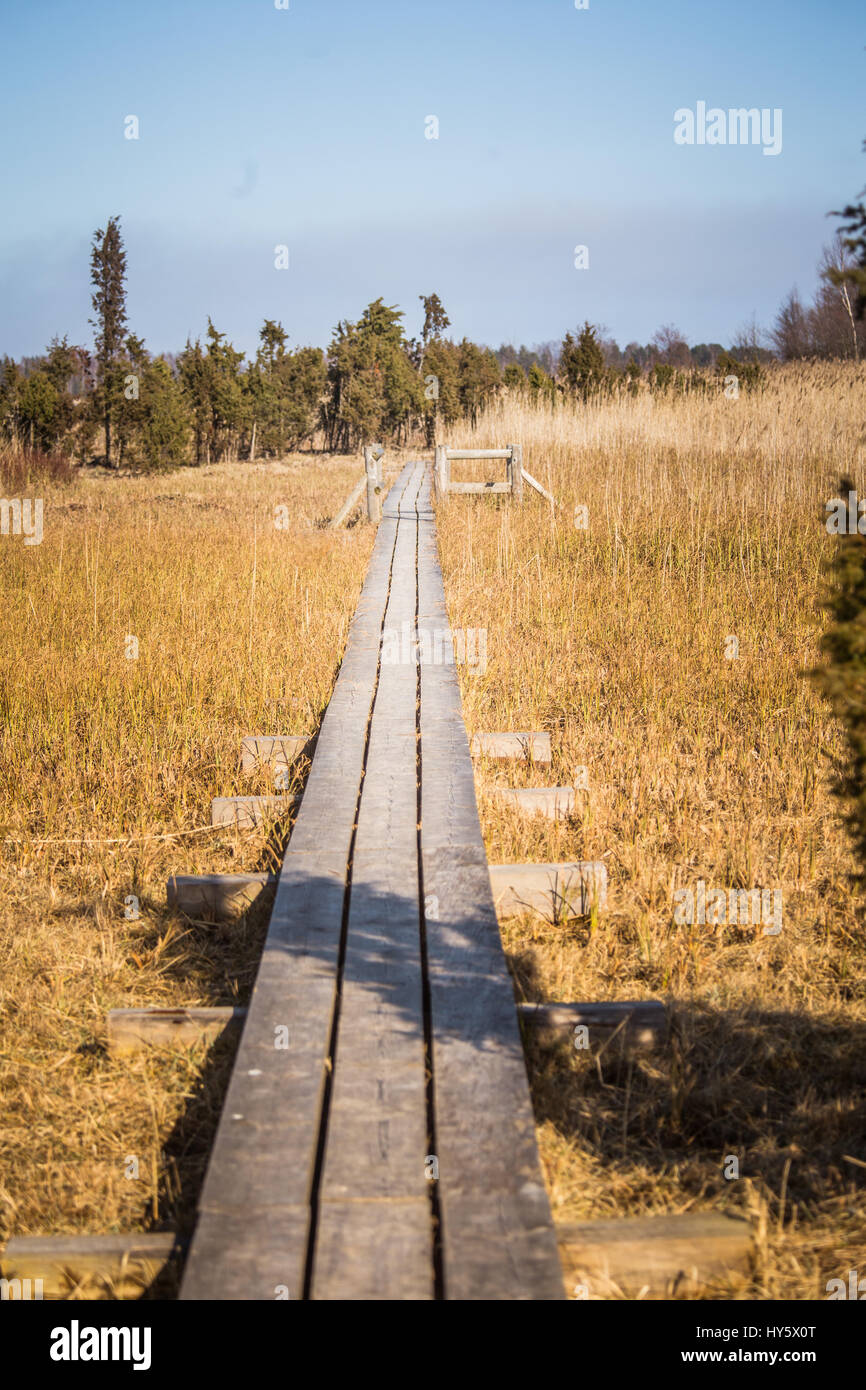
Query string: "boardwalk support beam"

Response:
xmin=108 ymin=1007 xmax=246 ymax=1053
xmin=0 ymin=1233 xmax=183 ymax=1300
xmin=556 ymin=1213 xmax=752 ymax=1298
xmin=518 ymin=1000 xmax=665 ymax=1049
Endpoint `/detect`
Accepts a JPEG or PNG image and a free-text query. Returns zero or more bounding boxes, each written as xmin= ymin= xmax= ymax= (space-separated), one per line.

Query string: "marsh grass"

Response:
xmin=437 ymin=362 xmax=866 ymax=1299
xmin=0 ymin=454 xmax=373 ymax=1285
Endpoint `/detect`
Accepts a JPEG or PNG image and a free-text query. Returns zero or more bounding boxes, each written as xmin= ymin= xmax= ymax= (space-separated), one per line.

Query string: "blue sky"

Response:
xmin=1 ymin=0 xmax=863 ymax=359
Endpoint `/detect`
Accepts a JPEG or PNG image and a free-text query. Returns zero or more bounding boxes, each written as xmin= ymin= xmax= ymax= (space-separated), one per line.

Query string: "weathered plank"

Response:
xmin=445 ymin=449 xmax=511 ymax=459
xmin=313 ymin=463 xmax=431 ymax=1299
xmin=557 ymin=1212 xmax=752 ymax=1298
xmin=470 ymin=731 xmax=552 ymax=763
xmin=314 ymin=1200 xmax=434 ymax=1301
xmin=211 ymin=795 xmax=294 ymax=829
xmin=417 ymin=466 xmax=564 ymax=1301
xmin=489 ymin=861 xmax=607 ymax=919
xmin=446 ymin=482 xmax=510 ymax=494
xmin=521 ymin=467 xmax=555 ymax=504
xmin=518 ymin=1000 xmax=666 ymax=1050
xmin=1 ymin=1233 xmax=180 ymax=1299
xmin=168 ymin=872 xmax=275 ymax=919
xmin=330 ymin=472 xmax=367 ymax=529
xmin=240 ymin=735 xmax=309 ymax=774
xmin=487 ymin=786 xmax=577 ymax=819
xmin=108 ymin=1007 xmax=246 ymax=1053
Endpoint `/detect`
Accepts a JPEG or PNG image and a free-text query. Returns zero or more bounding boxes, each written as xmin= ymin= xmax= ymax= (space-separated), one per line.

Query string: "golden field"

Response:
xmin=1 ymin=362 xmax=864 ymax=1299
xmin=0 ymin=454 xmax=374 ymax=1293
xmin=437 ymin=361 xmax=866 ymax=1299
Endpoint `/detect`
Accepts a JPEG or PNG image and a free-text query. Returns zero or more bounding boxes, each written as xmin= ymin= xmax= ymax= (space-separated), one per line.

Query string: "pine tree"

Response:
xmin=831 ymin=138 xmax=866 ymax=318
xmin=559 ymin=322 xmax=605 ymax=399
xmin=419 ymin=293 xmax=450 ymax=346
xmin=89 ymin=216 xmax=128 ymax=466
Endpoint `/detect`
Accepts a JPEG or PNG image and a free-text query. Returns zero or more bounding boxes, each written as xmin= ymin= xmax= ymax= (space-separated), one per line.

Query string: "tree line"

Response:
xmin=1 ymin=178 xmax=864 ymax=473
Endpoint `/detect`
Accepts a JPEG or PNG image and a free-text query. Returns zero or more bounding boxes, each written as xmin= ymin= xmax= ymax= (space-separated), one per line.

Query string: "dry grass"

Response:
xmin=3 ymin=366 xmax=865 ymax=1302
xmin=436 ymin=362 xmax=866 ymax=1299
xmin=0 ymin=453 xmax=375 ymax=1288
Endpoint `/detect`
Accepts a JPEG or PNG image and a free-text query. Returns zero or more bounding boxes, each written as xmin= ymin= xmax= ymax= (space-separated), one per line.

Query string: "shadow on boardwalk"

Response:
xmin=140 ymin=870 xmax=530 ymax=1296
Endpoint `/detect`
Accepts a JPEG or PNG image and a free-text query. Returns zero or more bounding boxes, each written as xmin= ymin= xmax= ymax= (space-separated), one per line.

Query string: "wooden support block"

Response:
xmin=556 ymin=1213 xmax=752 ymax=1299
xmin=107 ymin=1007 xmax=247 ymax=1053
xmin=211 ymin=795 xmax=294 ymax=829
xmin=471 ymin=731 xmax=552 ymax=763
xmin=167 ymin=873 xmax=275 ymax=919
xmin=0 ymin=1232 xmax=181 ymax=1299
xmin=240 ymin=735 xmax=309 ymax=774
xmin=518 ymin=1000 xmax=666 ymax=1050
xmin=489 ymin=861 xmax=607 ymax=919
xmin=488 ymin=786 xmax=576 ymax=819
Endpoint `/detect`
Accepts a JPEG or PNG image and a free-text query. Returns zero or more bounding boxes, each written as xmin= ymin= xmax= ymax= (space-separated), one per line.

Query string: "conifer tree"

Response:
xmin=89 ymin=216 xmax=128 ymax=466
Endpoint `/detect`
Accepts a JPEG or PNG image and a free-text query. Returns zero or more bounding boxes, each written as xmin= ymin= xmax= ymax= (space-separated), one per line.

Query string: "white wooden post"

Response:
xmin=364 ymin=445 xmax=382 ymax=523
xmin=434 ymin=445 xmax=446 ymax=496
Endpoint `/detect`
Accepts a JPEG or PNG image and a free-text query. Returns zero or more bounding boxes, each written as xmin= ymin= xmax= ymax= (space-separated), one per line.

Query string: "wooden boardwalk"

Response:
xmin=180 ymin=461 xmax=564 ymax=1301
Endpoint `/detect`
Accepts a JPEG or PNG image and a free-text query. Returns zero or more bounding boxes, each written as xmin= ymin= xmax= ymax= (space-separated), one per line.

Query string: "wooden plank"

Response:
xmin=489 ymin=861 xmax=607 ymax=919
xmin=329 ymin=472 xmax=366 ymax=528
xmin=180 ymin=1207 xmax=309 ymax=1300
xmin=487 ymin=786 xmax=576 ymax=819
xmin=445 ymin=449 xmax=511 ymax=459
xmin=522 ymin=467 xmax=555 ymax=504
xmin=446 ymin=482 xmax=510 ymax=494
xmin=314 ymin=1200 xmax=434 ymax=1301
xmin=557 ymin=1213 xmax=752 ymax=1298
xmin=1 ymin=1233 xmax=180 ymax=1299
xmin=167 ymin=872 xmax=274 ymax=919
xmin=313 ymin=461 xmax=431 ymax=1298
xmin=518 ymin=1000 xmax=666 ymax=1050
xmin=240 ymin=735 xmax=309 ymax=774
xmin=470 ymin=731 xmax=552 ymax=763
xmin=211 ymin=795 xmax=294 ymax=828
xmin=181 ymin=462 xmax=422 ymax=1303
xmin=108 ymin=1007 xmax=246 ymax=1053
xmin=417 ymin=465 xmax=565 ymax=1301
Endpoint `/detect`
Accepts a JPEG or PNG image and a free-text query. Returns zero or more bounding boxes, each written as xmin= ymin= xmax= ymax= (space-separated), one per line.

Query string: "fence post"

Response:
xmin=508 ymin=443 xmax=524 ymax=502
xmin=434 ymin=445 xmax=446 ymax=497
xmin=364 ymin=444 xmax=383 ymax=523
